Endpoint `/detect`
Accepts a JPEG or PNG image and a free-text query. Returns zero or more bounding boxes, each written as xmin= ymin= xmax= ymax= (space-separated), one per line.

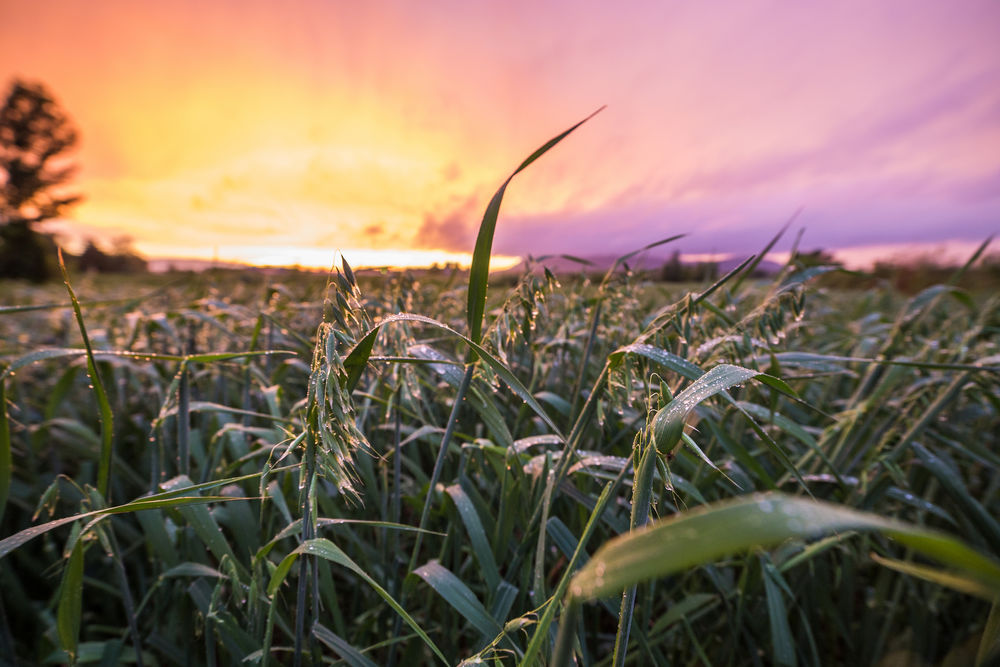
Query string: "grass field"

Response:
xmin=1 ymin=119 xmax=999 ymax=666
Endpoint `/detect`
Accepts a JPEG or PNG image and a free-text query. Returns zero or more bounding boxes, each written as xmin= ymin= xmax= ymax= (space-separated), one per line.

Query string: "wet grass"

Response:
xmin=1 ymin=117 xmax=1000 ymax=665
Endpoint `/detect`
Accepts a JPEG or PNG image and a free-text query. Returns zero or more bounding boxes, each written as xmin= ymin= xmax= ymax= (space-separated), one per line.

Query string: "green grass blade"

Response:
xmin=159 ymin=475 xmax=238 ymax=566
xmin=344 ymin=327 xmax=377 ymax=391
xmin=57 ymin=538 xmax=86 ymax=666
xmin=412 ymin=560 xmax=503 ymax=641
xmin=763 ymin=560 xmax=797 ymax=667
xmin=568 ymin=493 xmax=1000 ymax=601
xmin=269 ymin=538 xmax=448 ymax=666
xmin=766 ymin=351 xmax=1000 ymax=374
xmin=610 ymin=343 xmax=703 ymax=380
xmin=652 ymin=364 xmax=769 ymax=451
xmin=947 ymin=234 xmax=993 ymax=285
xmin=344 ymin=313 xmax=565 ymax=438
xmin=467 ymin=108 xmax=602 ymax=344
xmin=312 ymin=622 xmax=380 ymax=667
xmin=256 ymin=518 xmax=445 ymax=563
xmin=0 ymin=379 xmax=10 ymax=525
xmin=58 ymin=250 xmax=114 ymax=498
xmin=730 ymin=213 xmax=797 ymax=292
xmin=444 ymin=484 xmax=500 ymax=591
xmin=0 ymin=486 xmax=261 ymax=561
xmin=522 ymin=481 xmax=614 ymax=666
xmin=913 ymin=442 xmax=1000 ymax=553
xmin=870 ymin=553 xmax=1000 ymax=601
xmin=0 ymin=348 xmax=293 ymax=381
xmin=408 ymin=365 xmax=474 ymax=574
xmin=977 ymin=599 xmax=1000 ymax=666
xmin=605 ymin=235 xmax=687 ymax=281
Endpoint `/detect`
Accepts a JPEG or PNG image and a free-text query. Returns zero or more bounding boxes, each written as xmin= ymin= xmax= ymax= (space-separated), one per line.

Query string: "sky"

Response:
xmin=1 ymin=0 xmax=998 ymax=269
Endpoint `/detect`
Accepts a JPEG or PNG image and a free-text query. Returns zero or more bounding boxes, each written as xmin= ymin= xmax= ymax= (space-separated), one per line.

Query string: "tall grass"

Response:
xmin=1 ymin=116 xmax=999 ymax=666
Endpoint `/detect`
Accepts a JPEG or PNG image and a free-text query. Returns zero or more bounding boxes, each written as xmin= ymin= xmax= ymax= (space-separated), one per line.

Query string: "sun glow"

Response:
xmin=139 ymin=242 xmax=521 ymax=272
xmin=245 ymin=247 xmax=523 ymax=272
xmin=3 ymin=1 xmax=998 ymax=268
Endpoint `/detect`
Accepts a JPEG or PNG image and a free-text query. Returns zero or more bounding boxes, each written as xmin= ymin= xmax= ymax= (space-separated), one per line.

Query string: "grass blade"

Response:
xmin=522 ymin=482 xmax=614 ymax=665
xmin=444 ymin=484 xmax=500 ymax=591
xmin=730 ymin=212 xmax=797 ymax=293
xmin=269 ymin=538 xmax=448 ymax=666
xmin=57 ymin=538 xmax=86 ymax=666
xmin=0 ymin=486 xmax=262 ymax=561
xmin=763 ymin=559 xmax=797 ymax=667
xmin=912 ymin=442 xmax=1000 ymax=553
xmin=412 ymin=560 xmax=503 ymax=641
xmin=345 ymin=313 xmax=565 ymax=438
xmin=977 ymin=600 xmax=1000 ymax=666
xmin=870 ymin=553 xmax=1000 ymax=600
xmin=467 ymin=108 xmax=602 ymax=344
xmin=652 ymin=364 xmax=771 ymax=452
xmin=0 ymin=379 xmax=10 ymax=525
xmin=568 ymin=493 xmax=1000 ymax=601
xmin=312 ymin=622 xmax=380 ymax=667
xmin=58 ymin=250 xmax=114 ymax=498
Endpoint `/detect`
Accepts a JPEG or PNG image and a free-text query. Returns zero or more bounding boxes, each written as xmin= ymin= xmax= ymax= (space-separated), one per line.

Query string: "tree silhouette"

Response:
xmin=0 ymin=79 xmax=81 ymax=281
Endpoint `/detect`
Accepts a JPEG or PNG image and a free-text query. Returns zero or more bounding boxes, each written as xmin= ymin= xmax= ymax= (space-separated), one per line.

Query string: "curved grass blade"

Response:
xmin=0 ymin=348 xmax=292 ymax=382
xmin=948 ymin=234 xmax=993 ymax=284
xmin=160 ymin=476 xmax=237 ymax=567
xmin=610 ymin=343 xmax=703 ymax=380
xmin=610 ymin=364 xmax=772 ymax=666
xmin=568 ymin=493 xmax=1000 ymax=601
xmin=912 ymin=442 xmax=1000 ymax=553
xmin=870 ymin=553 xmax=999 ymax=601
xmin=0 ymin=476 xmax=265 ymax=561
xmin=255 ymin=517 xmax=444 ymax=564
xmin=595 ymin=234 xmax=688 ymax=294
xmin=467 ymin=108 xmax=603 ymax=344
xmin=344 ymin=313 xmax=564 ymax=438
xmin=59 ymin=250 xmax=114 ymax=498
xmin=651 ymin=364 xmax=773 ymax=451
xmin=312 ymin=622 xmax=380 ymax=667
xmin=647 ymin=363 xmax=807 ymax=494
xmin=268 ymin=538 xmax=448 ymax=666
xmin=412 ymin=560 xmax=503 ymax=641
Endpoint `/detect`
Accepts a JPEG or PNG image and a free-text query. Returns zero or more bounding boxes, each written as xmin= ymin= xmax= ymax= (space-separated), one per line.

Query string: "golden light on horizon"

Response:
xmin=138 ymin=243 xmax=522 ymax=273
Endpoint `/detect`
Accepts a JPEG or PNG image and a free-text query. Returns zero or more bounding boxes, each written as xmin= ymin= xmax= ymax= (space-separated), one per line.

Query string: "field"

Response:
xmin=1 ymin=122 xmax=1000 ymax=666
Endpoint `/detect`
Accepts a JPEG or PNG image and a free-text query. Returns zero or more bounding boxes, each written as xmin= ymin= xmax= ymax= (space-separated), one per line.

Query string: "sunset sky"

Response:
xmin=2 ymin=0 xmax=998 ymax=269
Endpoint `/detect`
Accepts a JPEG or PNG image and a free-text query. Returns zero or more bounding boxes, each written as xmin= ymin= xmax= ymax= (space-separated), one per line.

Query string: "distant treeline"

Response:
xmin=654 ymin=248 xmax=1000 ymax=293
xmin=0 ymin=229 xmax=147 ymax=282
xmin=818 ymin=255 xmax=1000 ymax=293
